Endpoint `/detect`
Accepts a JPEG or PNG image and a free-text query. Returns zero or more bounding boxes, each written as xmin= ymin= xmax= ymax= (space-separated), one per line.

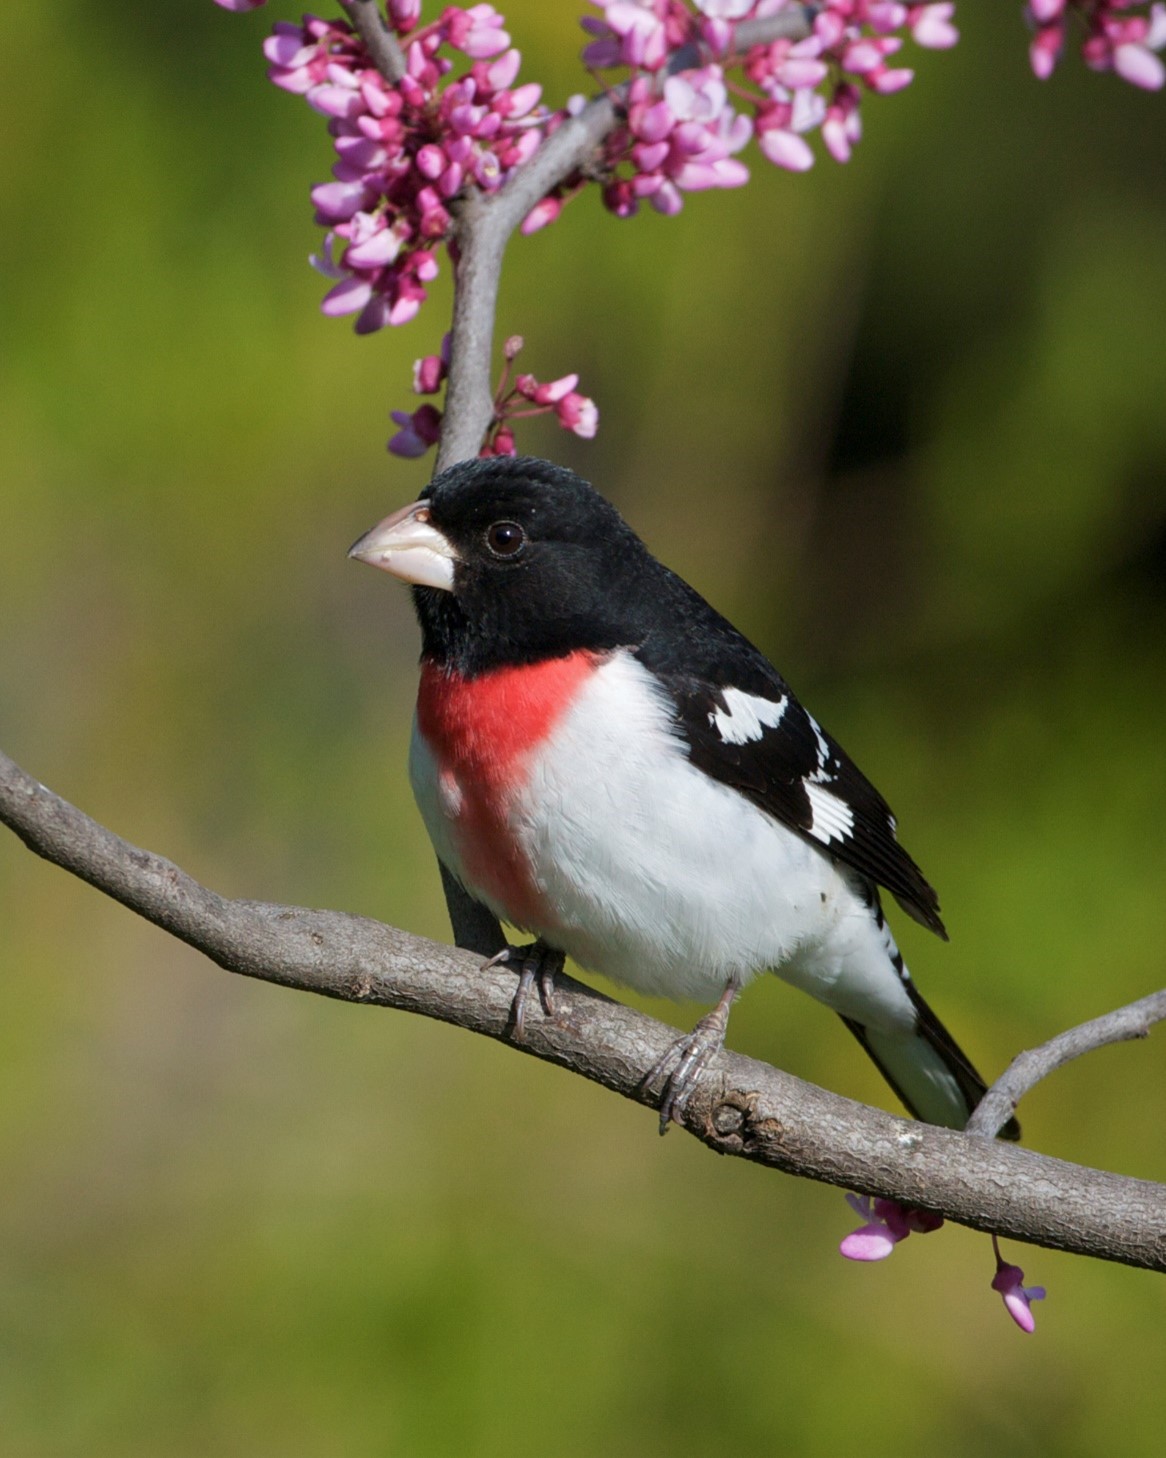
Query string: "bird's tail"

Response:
xmin=841 ymin=977 xmax=1020 ymax=1140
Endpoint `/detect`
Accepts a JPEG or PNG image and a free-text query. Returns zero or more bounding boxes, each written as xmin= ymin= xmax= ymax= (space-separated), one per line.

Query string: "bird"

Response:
xmin=349 ymin=454 xmax=1017 ymax=1139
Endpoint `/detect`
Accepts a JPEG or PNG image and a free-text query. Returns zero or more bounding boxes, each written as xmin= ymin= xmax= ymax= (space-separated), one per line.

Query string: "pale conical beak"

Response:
xmin=347 ymin=501 xmax=458 ymax=591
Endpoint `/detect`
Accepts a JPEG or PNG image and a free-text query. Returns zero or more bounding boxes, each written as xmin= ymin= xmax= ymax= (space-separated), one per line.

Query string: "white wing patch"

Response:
xmin=711 ymin=688 xmax=788 ymax=745
xmin=804 ymin=781 xmax=855 ymax=845
xmin=807 ymin=714 xmax=833 ymax=779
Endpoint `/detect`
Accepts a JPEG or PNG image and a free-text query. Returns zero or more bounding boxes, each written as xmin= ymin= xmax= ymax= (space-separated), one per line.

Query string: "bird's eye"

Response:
xmin=485 ymin=521 xmax=525 ymax=558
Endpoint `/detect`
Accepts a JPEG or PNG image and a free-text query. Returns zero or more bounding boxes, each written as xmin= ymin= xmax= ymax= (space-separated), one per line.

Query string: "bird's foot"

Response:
xmin=645 ymin=982 xmax=739 ymax=1135
xmin=483 ymin=939 xmax=565 ymax=1041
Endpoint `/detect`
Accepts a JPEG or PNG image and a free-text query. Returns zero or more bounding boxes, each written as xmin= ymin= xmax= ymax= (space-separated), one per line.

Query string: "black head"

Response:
xmin=349 ymin=456 xmax=663 ymax=674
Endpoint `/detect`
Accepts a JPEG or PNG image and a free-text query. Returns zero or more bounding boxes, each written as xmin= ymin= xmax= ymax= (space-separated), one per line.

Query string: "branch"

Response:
xmin=3 ymin=744 xmax=1164 ymax=1272
xmin=338 ymin=0 xmax=407 ymax=85
xmin=433 ymin=6 xmax=816 ymax=472
xmin=967 ymin=990 xmax=1166 ymax=1138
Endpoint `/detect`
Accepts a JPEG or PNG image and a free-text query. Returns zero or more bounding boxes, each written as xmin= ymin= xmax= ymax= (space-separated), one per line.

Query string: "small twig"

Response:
xmin=338 ymin=0 xmax=407 ymax=85
xmin=967 ymin=990 xmax=1166 ymax=1138
xmin=734 ymin=7 xmax=819 ymax=52
xmin=2 ymin=744 xmax=1165 ymax=1271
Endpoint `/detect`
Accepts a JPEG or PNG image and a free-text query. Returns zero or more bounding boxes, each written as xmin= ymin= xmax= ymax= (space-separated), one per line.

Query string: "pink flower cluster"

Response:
xmin=582 ymin=0 xmax=959 ymax=211
xmin=389 ymin=334 xmax=598 ymax=457
xmin=840 ymin=1196 xmax=1048 ymax=1334
xmin=262 ymin=6 xmax=548 ymax=332
xmin=1026 ymin=0 xmax=1166 ymax=88
xmin=839 ymin=1193 xmax=944 ymax=1260
xmin=511 ymin=368 xmax=601 ymax=440
xmin=599 ymin=66 xmax=752 ymax=217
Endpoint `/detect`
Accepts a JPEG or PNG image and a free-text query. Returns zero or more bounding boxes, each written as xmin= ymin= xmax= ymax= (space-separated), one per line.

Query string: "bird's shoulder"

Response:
xmin=630 ymin=574 xmax=946 ymax=938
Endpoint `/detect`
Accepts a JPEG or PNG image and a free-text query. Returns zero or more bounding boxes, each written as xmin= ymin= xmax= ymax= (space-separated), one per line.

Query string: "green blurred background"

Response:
xmin=2 ymin=2 xmax=1165 ymax=1453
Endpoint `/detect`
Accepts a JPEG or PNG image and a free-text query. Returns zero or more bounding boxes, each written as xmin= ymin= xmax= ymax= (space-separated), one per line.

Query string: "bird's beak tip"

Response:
xmin=346 ymin=501 xmax=457 ymax=591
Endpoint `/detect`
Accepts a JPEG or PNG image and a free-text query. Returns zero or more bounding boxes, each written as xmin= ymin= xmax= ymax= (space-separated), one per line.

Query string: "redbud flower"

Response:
xmin=388 ymin=403 xmax=443 ymax=457
xmin=839 ymin=1193 xmax=944 ymax=1260
xmin=822 ymin=82 xmax=863 ymax=162
xmin=600 ymin=1 xmax=671 ymax=71
xmin=1029 ymin=20 xmax=1064 ymax=77
xmin=389 ymin=0 xmax=423 ymax=31
xmin=522 ymin=196 xmax=564 ymax=234
xmin=909 ymin=2 xmax=959 ymax=48
xmin=214 ymin=0 xmax=266 ymax=10
xmin=556 ymin=390 xmax=599 ymax=438
xmin=480 ymin=425 xmax=517 ymax=456
xmin=991 ymin=1237 xmax=1047 ymax=1333
xmin=413 ymin=353 xmax=447 ymax=394
xmin=445 ymin=4 xmax=511 ymax=59
xmin=515 ymin=371 xmax=580 ymax=405
xmin=756 ymin=105 xmax=816 ymax=172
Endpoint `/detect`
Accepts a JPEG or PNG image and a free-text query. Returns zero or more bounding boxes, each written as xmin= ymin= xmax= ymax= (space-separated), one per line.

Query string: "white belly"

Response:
xmin=412 ymin=652 xmax=916 ymax=1027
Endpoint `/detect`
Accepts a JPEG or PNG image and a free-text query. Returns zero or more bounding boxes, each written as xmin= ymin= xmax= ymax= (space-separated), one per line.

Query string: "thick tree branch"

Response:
xmin=2 ymin=744 xmax=1164 ymax=1272
xmin=967 ymin=990 xmax=1166 ymax=1138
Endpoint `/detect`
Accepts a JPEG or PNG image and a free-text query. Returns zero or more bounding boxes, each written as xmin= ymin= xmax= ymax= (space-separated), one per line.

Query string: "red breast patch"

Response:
xmin=416 ymin=651 xmax=597 ymax=928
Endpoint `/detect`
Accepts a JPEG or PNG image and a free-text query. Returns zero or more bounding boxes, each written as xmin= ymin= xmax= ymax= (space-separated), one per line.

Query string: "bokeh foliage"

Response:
xmin=1 ymin=2 xmax=1165 ymax=1454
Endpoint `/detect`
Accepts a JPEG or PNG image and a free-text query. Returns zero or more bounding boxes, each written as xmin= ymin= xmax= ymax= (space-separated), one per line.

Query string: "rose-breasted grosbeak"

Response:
xmin=351 ymin=455 xmax=1016 ymax=1138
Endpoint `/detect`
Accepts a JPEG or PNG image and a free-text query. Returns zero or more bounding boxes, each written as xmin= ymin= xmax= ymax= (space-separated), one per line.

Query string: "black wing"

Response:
xmin=632 ymin=592 xmax=946 ymax=938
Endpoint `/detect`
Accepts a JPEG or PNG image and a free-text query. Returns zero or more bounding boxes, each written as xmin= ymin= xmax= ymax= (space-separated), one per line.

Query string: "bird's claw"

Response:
xmin=483 ymin=939 xmax=565 ymax=1041
xmin=644 ymin=982 xmax=738 ymax=1135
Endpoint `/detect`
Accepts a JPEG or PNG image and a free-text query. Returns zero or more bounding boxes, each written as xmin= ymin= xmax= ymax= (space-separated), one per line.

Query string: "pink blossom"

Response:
xmin=388 ymin=403 xmax=443 ymax=458
xmin=1029 ymin=20 xmax=1064 ymax=77
xmin=308 ymin=231 xmax=345 ymax=280
xmin=580 ymin=19 xmax=626 ymax=69
xmin=908 ymin=2 xmax=959 ymax=48
xmin=699 ymin=16 xmax=735 ymax=53
xmin=556 ymin=390 xmax=599 ymax=438
xmin=413 ymin=352 xmax=447 ymax=394
xmin=991 ymin=1239 xmax=1047 ymax=1333
xmin=311 ymin=180 xmax=377 ymax=224
xmin=445 ymin=4 xmax=511 ymax=58
xmin=516 ymin=371 xmax=580 ymax=405
xmin=321 ymin=274 xmax=374 ymax=318
xmin=1112 ymin=38 xmax=1166 ymax=88
xmin=756 ymin=107 xmax=816 ymax=171
xmin=822 ymin=82 xmax=863 ymax=161
xmin=869 ymin=63 xmax=915 ymax=91
xmin=480 ymin=425 xmax=517 ymax=457
xmin=868 ymin=1 xmax=909 ymax=29
xmin=388 ymin=0 xmax=423 ymax=31
xmin=601 ymin=1 xmax=672 ymax=71
xmin=839 ymin=1194 xmax=944 ymax=1260
xmin=522 ymin=196 xmax=564 ymax=234
xmin=345 ymin=221 xmax=404 ymax=269
xmin=214 ymin=0 xmax=266 ymax=10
